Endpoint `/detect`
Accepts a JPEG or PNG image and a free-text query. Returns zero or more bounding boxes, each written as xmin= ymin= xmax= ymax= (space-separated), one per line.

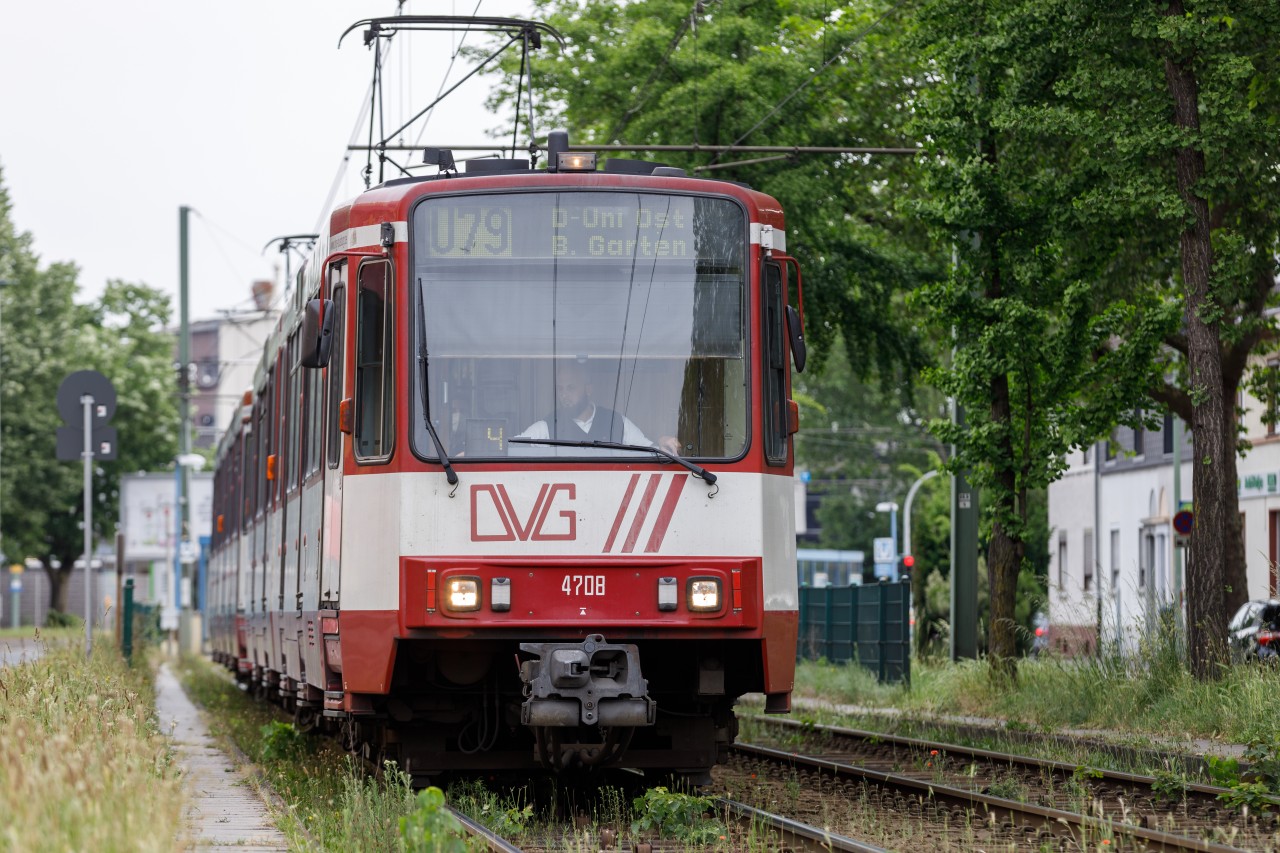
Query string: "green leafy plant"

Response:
xmin=630 ymin=787 xmax=725 ymax=844
xmin=1219 ymin=781 xmax=1277 ymax=813
xmin=258 ymin=720 xmax=307 ymax=762
xmin=1151 ymin=770 xmax=1191 ymax=803
xmin=985 ymin=774 xmax=1027 ymax=802
xmin=1207 ymin=755 xmax=1242 ymax=788
xmin=399 ymin=787 xmax=467 ymax=853
xmin=1064 ymin=765 xmax=1103 ymax=802
xmin=1214 ymin=737 xmax=1280 ymax=813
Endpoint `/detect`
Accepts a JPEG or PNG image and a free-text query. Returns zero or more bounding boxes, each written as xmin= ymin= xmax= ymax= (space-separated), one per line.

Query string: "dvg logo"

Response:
xmin=470 ymin=483 xmax=577 ymax=542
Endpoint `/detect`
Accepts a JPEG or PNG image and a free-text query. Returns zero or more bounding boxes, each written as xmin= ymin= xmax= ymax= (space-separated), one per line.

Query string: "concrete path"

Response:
xmin=0 ymin=637 xmax=44 ymax=667
xmin=155 ymin=663 xmax=292 ymax=851
xmin=790 ymin=696 xmax=1249 ymax=759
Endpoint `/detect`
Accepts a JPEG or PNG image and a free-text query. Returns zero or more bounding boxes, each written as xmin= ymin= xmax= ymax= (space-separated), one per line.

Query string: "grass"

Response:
xmin=790 ymin=633 xmax=1280 ymax=747
xmin=0 ymin=633 xmax=185 ymax=852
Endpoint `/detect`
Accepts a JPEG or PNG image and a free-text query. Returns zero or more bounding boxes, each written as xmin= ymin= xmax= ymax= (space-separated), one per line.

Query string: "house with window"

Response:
xmin=1049 ymin=378 xmax=1280 ymax=655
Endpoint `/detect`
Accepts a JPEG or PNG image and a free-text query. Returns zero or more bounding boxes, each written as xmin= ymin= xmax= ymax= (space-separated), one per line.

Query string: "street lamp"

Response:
xmin=902 ymin=469 xmax=941 ymax=562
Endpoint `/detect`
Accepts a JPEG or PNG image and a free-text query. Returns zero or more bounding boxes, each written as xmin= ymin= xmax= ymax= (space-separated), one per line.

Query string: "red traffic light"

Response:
xmin=902 ymin=554 xmax=915 ymax=568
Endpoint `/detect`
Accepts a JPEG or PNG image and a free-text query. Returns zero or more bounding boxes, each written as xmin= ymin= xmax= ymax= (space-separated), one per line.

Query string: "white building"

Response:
xmin=1048 ymin=403 xmax=1280 ymax=655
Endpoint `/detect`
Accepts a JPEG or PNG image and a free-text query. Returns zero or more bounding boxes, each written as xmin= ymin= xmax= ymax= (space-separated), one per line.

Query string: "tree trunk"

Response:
xmin=1220 ymin=399 xmax=1248 ymax=618
xmin=46 ymin=561 xmax=71 ymax=618
xmin=1162 ymin=3 xmax=1229 ymax=678
xmin=987 ymin=354 xmax=1021 ymax=678
xmin=987 ymin=516 xmax=1021 ymax=678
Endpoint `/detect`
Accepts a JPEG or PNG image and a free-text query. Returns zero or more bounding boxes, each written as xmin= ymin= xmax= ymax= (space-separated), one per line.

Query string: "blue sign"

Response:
xmin=9 ymin=578 xmax=20 ymax=593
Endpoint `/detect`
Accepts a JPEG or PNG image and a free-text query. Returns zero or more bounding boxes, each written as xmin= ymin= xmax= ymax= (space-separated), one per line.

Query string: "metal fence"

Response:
xmin=797 ymin=578 xmax=911 ymax=685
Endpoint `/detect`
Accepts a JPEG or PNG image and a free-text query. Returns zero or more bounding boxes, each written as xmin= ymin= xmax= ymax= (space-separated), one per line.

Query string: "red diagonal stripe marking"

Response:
xmin=644 ymin=474 xmax=688 ymax=553
xmin=603 ymin=474 xmax=641 ymax=553
xmin=622 ymin=474 xmax=663 ymax=553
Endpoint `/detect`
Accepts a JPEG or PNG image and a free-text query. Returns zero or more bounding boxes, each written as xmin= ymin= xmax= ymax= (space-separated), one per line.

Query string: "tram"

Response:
xmin=207 ymin=130 xmax=806 ymax=780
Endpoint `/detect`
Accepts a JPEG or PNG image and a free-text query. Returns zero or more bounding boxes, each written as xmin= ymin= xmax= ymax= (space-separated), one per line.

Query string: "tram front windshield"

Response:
xmin=413 ymin=191 xmax=748 ymax=461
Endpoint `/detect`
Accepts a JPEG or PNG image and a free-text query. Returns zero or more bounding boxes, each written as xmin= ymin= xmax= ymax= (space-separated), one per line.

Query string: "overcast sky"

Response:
xmin=0 ymin=0 xmax=534 ymax=320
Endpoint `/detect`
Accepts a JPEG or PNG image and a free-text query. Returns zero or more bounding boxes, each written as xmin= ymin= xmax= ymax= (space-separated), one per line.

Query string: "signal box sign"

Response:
xmin=55 ymin=370 xmax=117 ymax=461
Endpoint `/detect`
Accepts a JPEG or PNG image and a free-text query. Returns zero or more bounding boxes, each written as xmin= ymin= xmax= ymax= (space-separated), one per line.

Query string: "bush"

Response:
xmin=43 ymin=609 xmax=81 ymax=628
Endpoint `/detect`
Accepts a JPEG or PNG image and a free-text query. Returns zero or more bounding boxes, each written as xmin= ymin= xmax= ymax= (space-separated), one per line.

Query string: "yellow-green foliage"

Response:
xmin=0 ymin=637 xmax=185 ymax=852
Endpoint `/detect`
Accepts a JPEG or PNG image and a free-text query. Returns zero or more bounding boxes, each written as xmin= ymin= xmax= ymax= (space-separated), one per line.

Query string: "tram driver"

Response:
xmin=516 ymin=359 xmax=681 ymax=455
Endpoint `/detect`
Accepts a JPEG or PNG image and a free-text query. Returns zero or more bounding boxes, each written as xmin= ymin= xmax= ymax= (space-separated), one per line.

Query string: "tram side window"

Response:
xmin=244 ymin=417 xmax=257 ymax=528
xmin=762 ymin=262 xmax=788 ymax=465
xmin=355 ymin=262 xmax=394 ymax=462
xmin=286 ymin=332 xmax=301 ymax=492
xmin=257 ymin=377 xmax=272 ymax=516
xmin=326 ymin=278 xmax=346 ymax=469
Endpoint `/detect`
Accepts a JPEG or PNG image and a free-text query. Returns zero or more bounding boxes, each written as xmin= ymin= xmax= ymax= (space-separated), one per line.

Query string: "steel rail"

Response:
xmin=748 ymin=715 xmax=1256 ymax=805
xmin=731 ymin=742 xmax=1248 ymax=853
xmin=448 ymin=806 xmax=524 ymax=852
xmin=717 ymin=797 xmax=890 ymax=852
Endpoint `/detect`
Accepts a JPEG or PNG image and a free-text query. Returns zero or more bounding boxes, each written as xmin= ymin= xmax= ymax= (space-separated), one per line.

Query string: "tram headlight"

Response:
xmin=445 ymin=577 xmax=481 ymax=611
xmin=687 ymin=578 xmax=722 ymax=612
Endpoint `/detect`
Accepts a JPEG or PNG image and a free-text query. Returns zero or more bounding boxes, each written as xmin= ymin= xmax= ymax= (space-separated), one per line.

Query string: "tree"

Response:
xmin=905 ymin=0 xmax=1163 ymax=678
xmin=1043 ymin=0 xmax=1280 ymax=678
xmin=794 ymin=332 xmax=947 ymax=553
xmin=0 ymin=165 xmax=179 ymax=618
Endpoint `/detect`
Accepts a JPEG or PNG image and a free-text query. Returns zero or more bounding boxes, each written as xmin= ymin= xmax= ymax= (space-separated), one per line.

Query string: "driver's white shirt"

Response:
xmin=516 ymin=403 xmax=653 ymax=446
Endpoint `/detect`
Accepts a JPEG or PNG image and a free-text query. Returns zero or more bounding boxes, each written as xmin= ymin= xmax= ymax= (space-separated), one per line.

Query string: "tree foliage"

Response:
xmin=477 ymin=0 xmax=1279 ymax=679
xmin=487 ymin=0 xmax=941 ymax=385
xmin=0 ymin=165 xmax=179 ymax=617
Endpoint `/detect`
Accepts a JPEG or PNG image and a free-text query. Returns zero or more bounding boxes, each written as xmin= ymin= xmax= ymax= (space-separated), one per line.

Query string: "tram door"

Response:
xmin=320 ymin=263 xmax=347 ymax=608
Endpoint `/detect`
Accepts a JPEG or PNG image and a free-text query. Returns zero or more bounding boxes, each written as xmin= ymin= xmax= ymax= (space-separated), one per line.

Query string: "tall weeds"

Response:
xmin=0 ymin=635 xmax=185 ymax=852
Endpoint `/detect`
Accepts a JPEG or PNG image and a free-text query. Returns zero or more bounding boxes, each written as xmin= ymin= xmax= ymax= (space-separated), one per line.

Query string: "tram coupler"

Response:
xmin=518 ymin=634 xmax=656 ymax=727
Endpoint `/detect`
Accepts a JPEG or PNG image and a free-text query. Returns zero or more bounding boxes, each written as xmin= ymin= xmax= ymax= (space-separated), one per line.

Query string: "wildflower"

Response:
xmin=930 ymin=750 xmax=939 ymax=756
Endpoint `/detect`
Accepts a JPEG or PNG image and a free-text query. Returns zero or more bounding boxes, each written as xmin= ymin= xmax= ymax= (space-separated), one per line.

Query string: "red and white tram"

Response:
xmin=208 ymin=132 xmax=806 ymax=781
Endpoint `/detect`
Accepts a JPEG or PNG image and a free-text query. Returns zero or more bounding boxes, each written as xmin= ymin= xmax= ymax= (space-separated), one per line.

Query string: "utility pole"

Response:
xmin=176 ymin=206 xmax=192 ymax=653
xmin=951 ymin=404 xmax=979 ymax=660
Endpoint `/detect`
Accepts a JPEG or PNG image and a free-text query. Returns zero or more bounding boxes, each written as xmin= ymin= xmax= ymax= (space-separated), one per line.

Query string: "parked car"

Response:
xmin=1228 ymin=600 xmax=1280 ymax=662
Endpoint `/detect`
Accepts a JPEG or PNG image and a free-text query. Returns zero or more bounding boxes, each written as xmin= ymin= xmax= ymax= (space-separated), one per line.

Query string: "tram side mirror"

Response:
xmin=785 ymin=304 xmax=806 ymax=373
xmin=300 ymin=298 xmax=334 ymax=369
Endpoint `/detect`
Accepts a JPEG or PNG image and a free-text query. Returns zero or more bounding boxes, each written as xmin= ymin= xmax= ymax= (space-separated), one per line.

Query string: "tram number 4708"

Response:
xmin=562 ymin=574 xmax=606 ymax=596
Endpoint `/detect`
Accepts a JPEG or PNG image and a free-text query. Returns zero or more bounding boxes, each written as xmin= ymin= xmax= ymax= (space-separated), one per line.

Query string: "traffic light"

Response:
xmin=902 ymin=554 xmax=915 ymax=569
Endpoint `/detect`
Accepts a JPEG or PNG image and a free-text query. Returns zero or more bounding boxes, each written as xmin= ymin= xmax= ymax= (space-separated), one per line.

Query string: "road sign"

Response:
xmin=873 ymin=537 xmax=895 ymax=563
xmin=1173 ymin=509 xmax=1194 ymax=536
xmin=9 ymin=578 xmax=20 ymax=593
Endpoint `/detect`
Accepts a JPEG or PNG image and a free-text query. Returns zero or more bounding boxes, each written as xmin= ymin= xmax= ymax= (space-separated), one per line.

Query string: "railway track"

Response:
xmin=744 ymin=716 xmax=1279 ymax=849
xmin=449 ymin=781 xmax=893 ymax=851
xmin=724 ymin=737 xmax=1263 ymax=852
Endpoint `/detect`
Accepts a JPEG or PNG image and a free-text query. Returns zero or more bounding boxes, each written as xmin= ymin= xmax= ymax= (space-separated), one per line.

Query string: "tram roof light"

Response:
xmin=423 ymin=147 xmax=456 ymax=171
xmin=556 ymin=151 xmax=597 ymax=172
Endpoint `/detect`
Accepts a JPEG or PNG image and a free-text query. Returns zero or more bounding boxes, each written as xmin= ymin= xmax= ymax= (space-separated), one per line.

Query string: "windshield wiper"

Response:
xmin=415 ymin=301 xmax=457 ymax=486
xmin=508 ymin=437 xmax=716 ymax=485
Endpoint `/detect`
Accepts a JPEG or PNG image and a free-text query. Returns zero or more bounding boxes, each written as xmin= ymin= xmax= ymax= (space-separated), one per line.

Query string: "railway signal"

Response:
xmin=55 ymin=369 xmax=117 ymax=656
